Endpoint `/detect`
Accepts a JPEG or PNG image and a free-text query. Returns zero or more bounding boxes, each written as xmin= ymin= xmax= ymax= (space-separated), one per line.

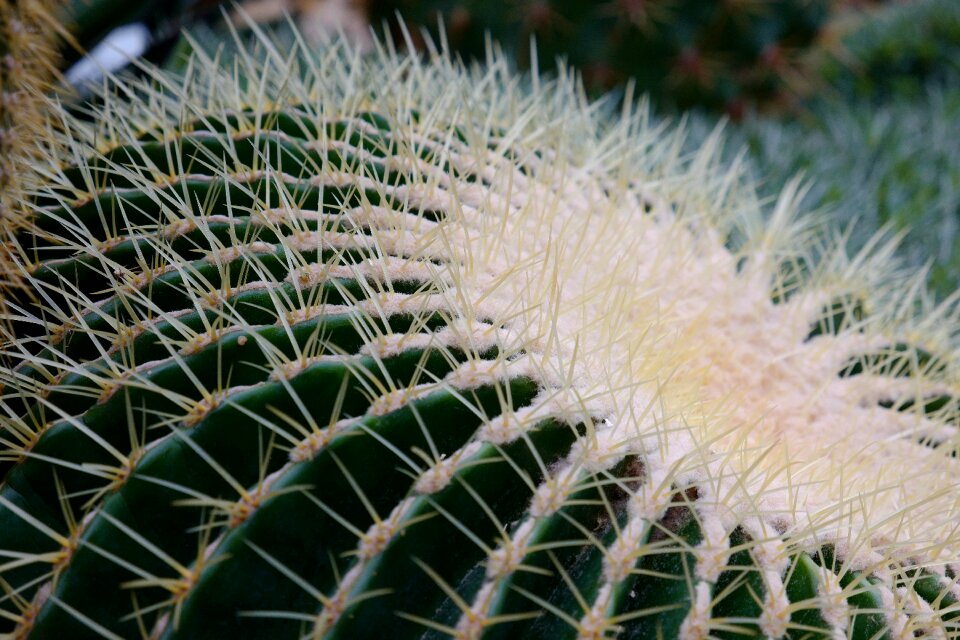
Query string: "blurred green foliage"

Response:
xmin=821 ymin=0 xmax=960 ymax=100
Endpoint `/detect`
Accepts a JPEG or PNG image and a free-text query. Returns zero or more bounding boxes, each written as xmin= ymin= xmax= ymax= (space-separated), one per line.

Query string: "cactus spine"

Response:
xmin=0 ymin=26 xmax=959 ymax=640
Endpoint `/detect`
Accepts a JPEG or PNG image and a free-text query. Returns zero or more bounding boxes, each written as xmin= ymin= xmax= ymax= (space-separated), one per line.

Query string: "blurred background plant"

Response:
xmin=370 ymin=0 xmax=832 ymax=116
xmin=6 ymin=0 xmax=960 ymax=298
xmin=725 ymin=0 xmax=960 ymax=298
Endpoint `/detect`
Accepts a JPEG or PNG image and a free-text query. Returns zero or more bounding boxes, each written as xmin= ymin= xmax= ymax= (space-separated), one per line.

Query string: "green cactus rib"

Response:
xmin=14 ymin=276 xmax=369 ymax=379
xmin=2 ymin=31 xmax=960 ymax=640
xmin=476 ymin=461 xmax=643 ymax=639
xmin=27 ymin=174 xmax=373 ymax=247
xmin=21 ymin=240 xmax=435 ymax=363
xmin=165 ymin=416 xmax=568 ymax=640
xmin=27 ymin=381 xmax=539 ymax=639
xmin=60 ymin=124 xmax=473 ymax=192
xmin=614 ymin=513 xmax=703 ymax=640
xmin=0 ymin=338 xmax=478 ymax=560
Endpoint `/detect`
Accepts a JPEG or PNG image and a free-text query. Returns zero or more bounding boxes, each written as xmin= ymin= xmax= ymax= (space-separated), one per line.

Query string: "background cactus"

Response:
xmin=1 ymin=22 xmax=960 ymax=640
xmin=370 ymin=0 xmax=833 ymax=114
xmin=699 ymin=0 xmax=960 ymax=301
xmin=703 ymin=82 xmax=960 ymax=302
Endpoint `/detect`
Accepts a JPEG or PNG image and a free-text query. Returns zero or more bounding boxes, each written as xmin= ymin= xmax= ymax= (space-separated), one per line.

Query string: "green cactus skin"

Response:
xmin=1 ymin=28 xmax=959 ymax=640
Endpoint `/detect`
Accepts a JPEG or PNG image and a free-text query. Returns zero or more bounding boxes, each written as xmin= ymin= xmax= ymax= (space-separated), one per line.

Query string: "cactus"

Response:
xmin=371 ymin=0 xmax=833 ymax=114
xmin=699 ymin=81 xmax=960 ymax=302
xmin=0 ymin=0 xmax=63 ymax=225
xmin=1 ymin=24 xmax=959 ymax=640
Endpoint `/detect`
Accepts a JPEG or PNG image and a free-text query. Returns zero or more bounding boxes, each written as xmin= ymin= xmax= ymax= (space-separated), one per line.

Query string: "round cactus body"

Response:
xmin=0 ymin=31 xmax=959 ymax=640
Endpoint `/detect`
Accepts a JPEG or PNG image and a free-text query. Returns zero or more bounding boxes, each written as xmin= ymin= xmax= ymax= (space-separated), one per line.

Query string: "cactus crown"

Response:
xmin=0 ymin=25 xmax=958 ymax=639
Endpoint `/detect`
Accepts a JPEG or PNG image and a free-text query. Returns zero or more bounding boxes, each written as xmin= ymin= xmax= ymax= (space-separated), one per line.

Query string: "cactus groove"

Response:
xmin=1 ymin=29 xmax=959 ymax=640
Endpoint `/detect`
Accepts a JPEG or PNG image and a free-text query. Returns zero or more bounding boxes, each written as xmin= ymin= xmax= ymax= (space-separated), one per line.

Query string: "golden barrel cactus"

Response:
xmin=0 ymin=25 xmax=958 ymax=640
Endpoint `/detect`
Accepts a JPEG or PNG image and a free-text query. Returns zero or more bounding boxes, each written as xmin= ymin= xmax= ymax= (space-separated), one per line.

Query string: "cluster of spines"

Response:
xmin=0 ymin=0 xmax=69 ymax=299
xmin=0 ymin=30 xmax=958 ymax=640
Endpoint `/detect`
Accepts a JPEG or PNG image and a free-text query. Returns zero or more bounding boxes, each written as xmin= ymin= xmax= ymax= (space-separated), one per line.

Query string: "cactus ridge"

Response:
xmin=1 ymin=30 xmax=959 ymax=639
